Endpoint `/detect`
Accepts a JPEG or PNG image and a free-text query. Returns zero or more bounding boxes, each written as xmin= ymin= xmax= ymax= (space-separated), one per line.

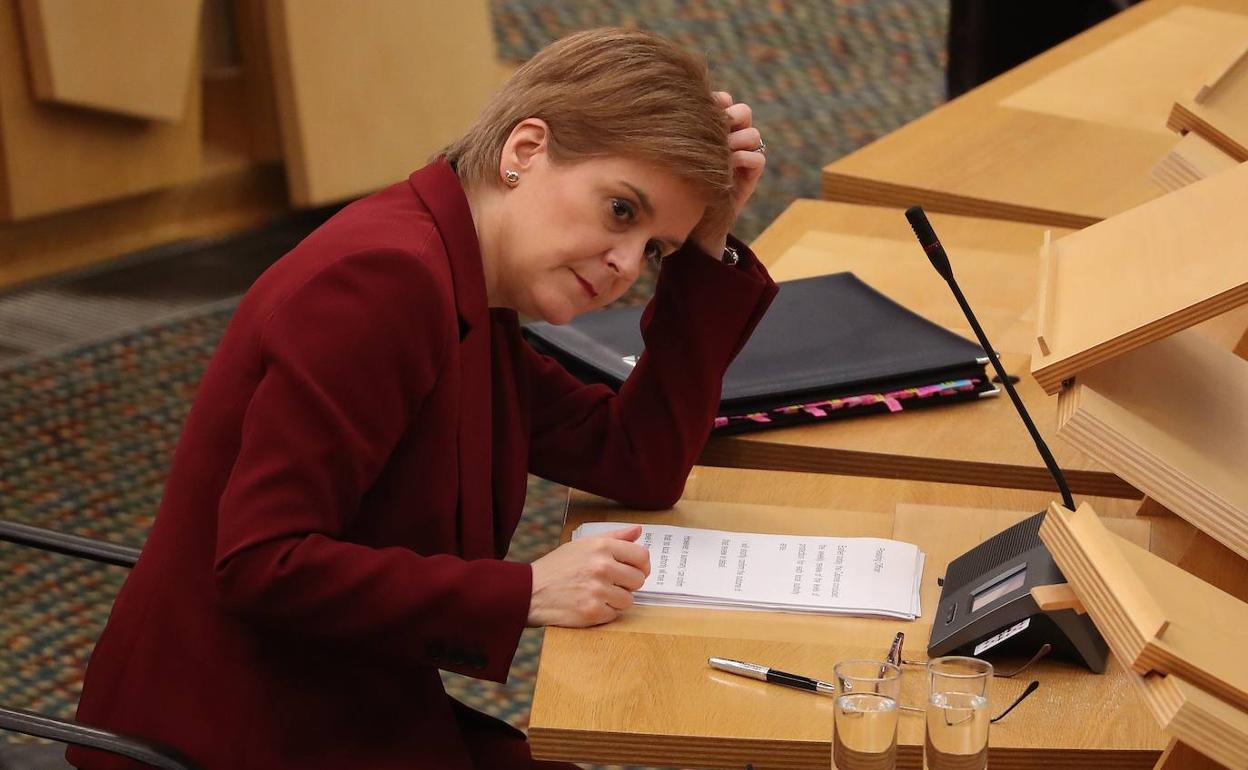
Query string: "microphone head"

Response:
xmin=905 ymin=206 xmax=953 ymax=282
xmin=904 ymin=206 xmax=937 ymax=244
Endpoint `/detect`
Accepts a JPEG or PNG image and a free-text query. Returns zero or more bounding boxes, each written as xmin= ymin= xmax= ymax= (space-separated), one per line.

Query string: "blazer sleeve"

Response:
xmin=525 ymin=236 xmax=778 ymax=509
xmin=212 ymin=248 xmax=532 ymax=682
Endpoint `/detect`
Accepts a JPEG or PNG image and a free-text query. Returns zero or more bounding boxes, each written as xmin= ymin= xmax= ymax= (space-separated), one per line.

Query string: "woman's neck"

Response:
xmin=461 ymin=179 xmax=506 ymax=309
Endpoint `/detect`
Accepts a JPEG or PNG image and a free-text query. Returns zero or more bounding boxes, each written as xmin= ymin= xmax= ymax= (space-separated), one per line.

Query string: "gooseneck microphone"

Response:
xmin=904 ymin=206 xmax=1075 ymax=510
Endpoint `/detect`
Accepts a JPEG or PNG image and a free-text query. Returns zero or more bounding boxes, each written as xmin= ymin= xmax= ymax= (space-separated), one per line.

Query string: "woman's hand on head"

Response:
xmin=526 ymin=524 xmax=651 ymax=628
xmin=718 ymin=91 xmax=766 ymax=219
xmin=693 ymin=91 xmax=766 ymax=257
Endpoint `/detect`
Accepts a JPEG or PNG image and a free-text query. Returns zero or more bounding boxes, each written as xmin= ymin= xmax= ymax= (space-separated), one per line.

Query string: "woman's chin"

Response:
xmin=542 ymin=309 xmax=578 ymax=325
xmin=532 ymin=298 xmax=580 ymax=326
xmin=522 ymin=284 xmax=589 ymax=324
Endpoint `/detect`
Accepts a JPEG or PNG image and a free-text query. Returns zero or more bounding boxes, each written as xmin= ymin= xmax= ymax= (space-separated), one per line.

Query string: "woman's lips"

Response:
xmin=571 ymin=269 xmax=598 ymax=299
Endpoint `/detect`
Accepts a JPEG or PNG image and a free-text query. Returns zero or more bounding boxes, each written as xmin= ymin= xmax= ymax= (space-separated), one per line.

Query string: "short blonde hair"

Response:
xmin=443 ymin=27 xmax=734 ymax=238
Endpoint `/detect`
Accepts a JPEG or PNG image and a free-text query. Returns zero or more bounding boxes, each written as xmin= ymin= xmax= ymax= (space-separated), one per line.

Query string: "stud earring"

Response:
xmin=503 ymin=169 xmax=520 ymax=186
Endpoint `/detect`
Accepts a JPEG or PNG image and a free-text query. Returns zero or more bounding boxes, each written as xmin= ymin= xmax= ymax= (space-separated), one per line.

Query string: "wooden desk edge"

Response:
xmin=820 ymin=170 xmax=1104 ymax=230
xmin=528 ymin=726 xmax=1162 ymax=770
xmin=699 ymin=437 xmax=1141 ymax=500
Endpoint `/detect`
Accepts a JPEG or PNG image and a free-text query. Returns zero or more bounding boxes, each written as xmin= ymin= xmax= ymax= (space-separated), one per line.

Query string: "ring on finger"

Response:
xmin=753 ymin=140 xmax=766 ymax=155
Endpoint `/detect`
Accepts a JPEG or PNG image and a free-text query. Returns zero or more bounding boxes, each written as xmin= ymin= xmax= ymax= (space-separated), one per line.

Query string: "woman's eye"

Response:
xmin=610 ymin=198 xmax=635 ymax=221
xmin=645 ymin=241 xmax=663 ymax=263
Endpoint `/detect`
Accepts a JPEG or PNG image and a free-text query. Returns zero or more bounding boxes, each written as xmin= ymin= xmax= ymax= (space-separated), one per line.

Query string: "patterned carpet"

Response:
xmin=0 ymin=0 xmax=948 ymax=763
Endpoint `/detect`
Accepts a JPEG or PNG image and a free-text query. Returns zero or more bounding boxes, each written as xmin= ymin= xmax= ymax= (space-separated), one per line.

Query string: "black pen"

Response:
xmin=708 ymin=656 xmax=835 ymax=695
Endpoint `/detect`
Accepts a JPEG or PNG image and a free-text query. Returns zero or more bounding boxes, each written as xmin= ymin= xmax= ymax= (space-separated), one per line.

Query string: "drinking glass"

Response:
xmin=832 ymin=659 xmax=901 ymax=770
xmin=924 ymin=656 xmax=992 ymax=770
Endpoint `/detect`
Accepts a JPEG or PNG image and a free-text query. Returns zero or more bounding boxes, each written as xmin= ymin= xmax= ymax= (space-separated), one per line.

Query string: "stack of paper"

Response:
xmin=572 ymin=522 xmax=925 ymax=620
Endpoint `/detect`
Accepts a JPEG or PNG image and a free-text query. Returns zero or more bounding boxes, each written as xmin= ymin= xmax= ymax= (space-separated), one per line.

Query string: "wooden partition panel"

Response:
xmin=17 ymin=0 xmax=202 ymax=122
xmin=264 ymin=0 xmax=500 ymax=207
xmin=0 ymin=2 xmax=200 ymax=221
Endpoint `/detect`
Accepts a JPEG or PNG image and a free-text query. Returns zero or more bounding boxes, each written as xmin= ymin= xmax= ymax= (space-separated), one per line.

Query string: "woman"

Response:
xmin=69 ymin=28 xmax=775 ymax=770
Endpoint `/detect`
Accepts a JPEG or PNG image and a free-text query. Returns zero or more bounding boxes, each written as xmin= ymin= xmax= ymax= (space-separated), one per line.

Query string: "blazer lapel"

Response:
xmin=409 ymin=161 xmax=495 ymax=560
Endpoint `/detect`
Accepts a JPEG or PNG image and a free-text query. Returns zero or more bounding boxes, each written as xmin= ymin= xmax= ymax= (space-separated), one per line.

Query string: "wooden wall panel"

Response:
xmin=230 ymin=0 xmax=283 ymax=162
xmin=0 ymin=2 xmax=201 ymax=222
xmin=17 ymin=0 xmax=202 ymax=122
xmin=200 ymin=0 xmax=284 ymax=163
xmin=264 ymin=0 xmax=499 ymax=206
xmin=0 ymin=154 xmax=287 ymax=291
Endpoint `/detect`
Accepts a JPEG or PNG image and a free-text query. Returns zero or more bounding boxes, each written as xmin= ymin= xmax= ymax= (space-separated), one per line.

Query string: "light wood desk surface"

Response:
xmin=699 ymin=200 xmax=1138 ymax=499
xmin=529 ymin=466 xmax=1167 ymax=769
xmin=821 ymin=0 xmax=1248 ymax=229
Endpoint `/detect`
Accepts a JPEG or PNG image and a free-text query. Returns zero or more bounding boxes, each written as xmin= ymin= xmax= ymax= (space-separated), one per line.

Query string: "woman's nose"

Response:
xmin=605 ymin=244 xmax=644 ymax=283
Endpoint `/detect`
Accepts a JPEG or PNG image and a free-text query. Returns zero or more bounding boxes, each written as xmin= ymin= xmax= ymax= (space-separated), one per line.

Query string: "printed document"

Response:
xmin=573 ymin=522 xmax=925 ymax=620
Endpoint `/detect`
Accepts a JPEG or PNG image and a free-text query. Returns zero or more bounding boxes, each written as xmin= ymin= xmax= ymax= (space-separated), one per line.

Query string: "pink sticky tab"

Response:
xmin=803 ymin=405 xmax=828 ymax=417
xmin=714 ymin=416 xmax=729 ymax=428
xmin=748 ymin=413 xmax=771 ymax=423
xmin=883 ymin=397 xmax=903 ymax=413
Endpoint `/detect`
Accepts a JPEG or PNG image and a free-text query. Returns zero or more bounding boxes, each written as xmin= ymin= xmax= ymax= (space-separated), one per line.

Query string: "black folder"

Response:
xmin=523 ymin=272 xmax=999 ymax=435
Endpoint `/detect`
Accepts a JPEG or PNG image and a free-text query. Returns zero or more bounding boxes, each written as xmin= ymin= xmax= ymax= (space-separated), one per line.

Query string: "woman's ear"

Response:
xmin=499 ymin=118 xmax=550 ymax=180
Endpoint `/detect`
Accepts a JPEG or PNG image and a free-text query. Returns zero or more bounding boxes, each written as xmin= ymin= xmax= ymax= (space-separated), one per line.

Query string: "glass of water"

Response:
xmin=924 ymin=656 xmax=992 ymax=770
xmin=832 ymin=659 xmax=901 ymax=770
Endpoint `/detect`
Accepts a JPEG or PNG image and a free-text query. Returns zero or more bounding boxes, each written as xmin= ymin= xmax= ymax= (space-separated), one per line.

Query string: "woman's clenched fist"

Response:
xmin=526 ymin=524 xmax=651 ymax=627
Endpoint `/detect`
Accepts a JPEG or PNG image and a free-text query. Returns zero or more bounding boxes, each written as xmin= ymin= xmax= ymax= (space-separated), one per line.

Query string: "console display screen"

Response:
xmin=971 ymin=567 xmax=1027 ymax=613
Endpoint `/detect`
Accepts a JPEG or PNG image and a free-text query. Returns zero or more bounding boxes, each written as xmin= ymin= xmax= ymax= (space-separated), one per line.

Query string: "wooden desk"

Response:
xmin=528 ymin=466 xmax=1166 ymax=769
xmin=821 ymin=0 xmax=1248 ymax=229
xmin=699 ymin=200 xmax=1137 ymax=498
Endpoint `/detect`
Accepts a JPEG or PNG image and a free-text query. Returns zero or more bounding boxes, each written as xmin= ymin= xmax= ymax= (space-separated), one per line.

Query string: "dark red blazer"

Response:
xmin=68 ymin=160 xmax=775 ymax=769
